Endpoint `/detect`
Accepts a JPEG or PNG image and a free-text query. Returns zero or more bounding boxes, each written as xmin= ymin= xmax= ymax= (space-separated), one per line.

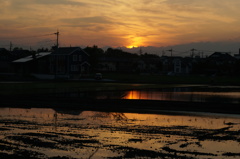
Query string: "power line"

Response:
xmin=0 ymin=33 xmax=56 ymax=40
xmin=0 ymin=44 xmax=9 ymax=47
xmin=0 ymin=31 xmax=59 ymax=50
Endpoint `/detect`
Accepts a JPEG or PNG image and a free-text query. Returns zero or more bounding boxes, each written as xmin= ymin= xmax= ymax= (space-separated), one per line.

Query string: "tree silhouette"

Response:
xmin=83 ymin=45 xmax=104 ymax=71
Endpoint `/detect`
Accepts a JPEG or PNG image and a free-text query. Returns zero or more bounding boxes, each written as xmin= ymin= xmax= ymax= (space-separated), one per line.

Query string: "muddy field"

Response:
xmin=0 ymin=108 xmax=240 ymax=159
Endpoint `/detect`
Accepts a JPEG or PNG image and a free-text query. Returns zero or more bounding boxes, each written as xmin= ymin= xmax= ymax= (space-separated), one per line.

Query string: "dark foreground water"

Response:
xmin=0 ymin=108 xmax=240 ymax=159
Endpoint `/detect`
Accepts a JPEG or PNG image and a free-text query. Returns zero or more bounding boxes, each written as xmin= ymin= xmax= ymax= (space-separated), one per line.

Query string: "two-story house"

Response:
xmin=50 ymin=47 xmax=90 ymax=79
xmin=161 ymin=56 xmax=193 ymax=75
xmin=205 ymin=52 xmax=236 ymax=75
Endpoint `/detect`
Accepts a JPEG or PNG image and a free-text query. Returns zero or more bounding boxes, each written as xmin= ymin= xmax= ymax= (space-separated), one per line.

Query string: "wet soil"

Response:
xmin=0 ymin=112 xmax=240 ymax=159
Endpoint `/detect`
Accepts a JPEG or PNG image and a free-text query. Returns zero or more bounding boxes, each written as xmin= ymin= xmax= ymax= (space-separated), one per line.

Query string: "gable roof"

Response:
xmin=13 ymin=52 xmax=51 ymax=63
xmin=208 ymin=52 xmax=235 ymax=60
xmin=51 ymin=47 xmax=89 ymax=56
xmin=209 ymin=52 xmax=232 ymax=59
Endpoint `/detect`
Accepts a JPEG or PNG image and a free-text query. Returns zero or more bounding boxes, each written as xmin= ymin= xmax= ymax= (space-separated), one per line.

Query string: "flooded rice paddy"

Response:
xmin=0 ymin=108 xmax=240 ymax=159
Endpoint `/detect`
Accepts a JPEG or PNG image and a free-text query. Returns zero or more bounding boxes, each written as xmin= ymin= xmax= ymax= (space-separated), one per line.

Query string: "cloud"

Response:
xmin=121 ymin=41 xmax=240 ymax=56
xmin=15 ymin=0 xmax=87 ymax=6
xmin=62 ymin=16 xmax=113 ymax=25
xmin=1 ymin=0 xmax=240 ymax=50
xmin=61 ymin=16 xmax=115 ymax=32
xmin=34 ymin=0 xmax=87 ymax=5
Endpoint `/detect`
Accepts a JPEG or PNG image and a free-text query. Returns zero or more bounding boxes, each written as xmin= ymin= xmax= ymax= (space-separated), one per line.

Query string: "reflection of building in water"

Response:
xmin=53 ymin=108 xmax=83 ymax=115
xmin=52 ymin=109 xmax=83 ymax=131
xmin=53 ymin=112 xmax=58 ymax=131
xmin=111 ymin=113 xmax=128 ymax=123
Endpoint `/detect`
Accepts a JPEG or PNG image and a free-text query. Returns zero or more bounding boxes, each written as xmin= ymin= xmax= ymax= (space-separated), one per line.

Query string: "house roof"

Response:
xmin=0 ymin=48 xmax=7 ymax=51
xmin=13 ymin=52 xmax=51 ymax=63
xmin=208 ymin=52 xmax=235 ymax=60
xmin=51 ymin=47 xmax=89 ymax=56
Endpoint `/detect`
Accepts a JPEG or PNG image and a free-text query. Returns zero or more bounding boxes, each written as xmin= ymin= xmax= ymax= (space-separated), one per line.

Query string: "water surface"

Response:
xmin=0 ymin=108 xmax=240 ymax=159
xmin=66 ymin=86 xmax=240 ymax=104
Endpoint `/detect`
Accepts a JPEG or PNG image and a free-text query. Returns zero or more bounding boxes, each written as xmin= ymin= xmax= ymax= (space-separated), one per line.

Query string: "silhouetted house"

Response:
xmin=138 ymin=57 xmax=161 ymax=73
xmin=208 ymin=52 xmax=235 ymax=64
xmin=206 ymin=52 xmax=236 ymax=75
xmin=12 ymin=52 xmax=51 ymax=76
xmin=161 ymin=56 xmax=192 ymax=75
xmin=97 ymin=57 xmax=117 ymax=72
xmin=97 ymin=57 xmax=136 ymax=73
xmin=234 ymin=49 xmax=240 ymax=60
xmin=161 ymin=56 xmax=173 ymax=74
xmin=50 ymin=47 xmax=90 ymax=79
xmin=134 ymin=59 xmax=146 ymax=72
xmin=0 ymin=48 xmax=14 ymax=73
xmin=173 ymin=58 xmax=192 ymax=74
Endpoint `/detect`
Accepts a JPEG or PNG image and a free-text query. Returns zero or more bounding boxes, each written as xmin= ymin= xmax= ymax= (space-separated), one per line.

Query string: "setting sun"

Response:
xmin=126 ymin=36 xmax=143 ymax=49
xmin=126 ymin=45 xmax=139 ymax=48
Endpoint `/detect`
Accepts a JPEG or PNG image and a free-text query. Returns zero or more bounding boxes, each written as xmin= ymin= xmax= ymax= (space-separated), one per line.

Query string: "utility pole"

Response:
xmin=9 ymin=41 xmax=12 ymax=51
xmin=190 ymin=48 xmax=197 ymax=58
xmin=201 ymin=52 xmax=204 ymax=58
xmin=53 ymin=30 xmax=59 ymax=80
xmin=54 ymin=31 xmax=59 ymax=49
xmin=139 ymin=47 xmax=142 ymax=55
xmin=167 ymin=49 xmax=173 ymax=57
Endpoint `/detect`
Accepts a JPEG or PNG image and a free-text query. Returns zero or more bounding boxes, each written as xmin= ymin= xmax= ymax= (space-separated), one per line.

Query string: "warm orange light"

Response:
xmin=126 ymin=45 xmax=139 ymax=49
xmin=126 ymin=36 xmax=143 ymax=49
xmin=123 ymin=91 xmax=149 ymax=100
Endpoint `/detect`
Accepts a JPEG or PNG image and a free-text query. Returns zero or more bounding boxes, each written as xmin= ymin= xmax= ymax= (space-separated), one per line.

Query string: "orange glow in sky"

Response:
xmin=0 ymin=0 xmax=240 ymax=50
xmin=126 ymin=36 xmax=143 ymax=48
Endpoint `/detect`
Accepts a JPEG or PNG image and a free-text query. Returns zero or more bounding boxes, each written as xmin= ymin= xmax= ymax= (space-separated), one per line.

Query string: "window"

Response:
xmin=73 ymin=55 xmax=78 ymax=61
xmin=71 ymin=65 xmax=78 ymax=71
xmin=79 ymin=55 xmax=82 ymax=61
xmin=175 ymin=60 xmax=181 ymax=66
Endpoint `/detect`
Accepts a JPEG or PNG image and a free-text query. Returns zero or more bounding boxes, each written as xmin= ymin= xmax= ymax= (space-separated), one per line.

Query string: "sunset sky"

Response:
xmin=0 ymin=0 xmax=240 ymax=54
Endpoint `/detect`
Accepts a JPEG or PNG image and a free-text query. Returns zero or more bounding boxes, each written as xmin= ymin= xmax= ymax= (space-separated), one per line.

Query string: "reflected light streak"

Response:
xmin=123 ymin=91 xmax=149 ymax=100
xmin=122 ymin=90 xmax=240 ymax=103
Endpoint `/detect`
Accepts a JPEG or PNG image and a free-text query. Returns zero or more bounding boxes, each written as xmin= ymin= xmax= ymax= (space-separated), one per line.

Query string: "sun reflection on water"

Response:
xmin=123 ymin=90 xmax=240 ymax=103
